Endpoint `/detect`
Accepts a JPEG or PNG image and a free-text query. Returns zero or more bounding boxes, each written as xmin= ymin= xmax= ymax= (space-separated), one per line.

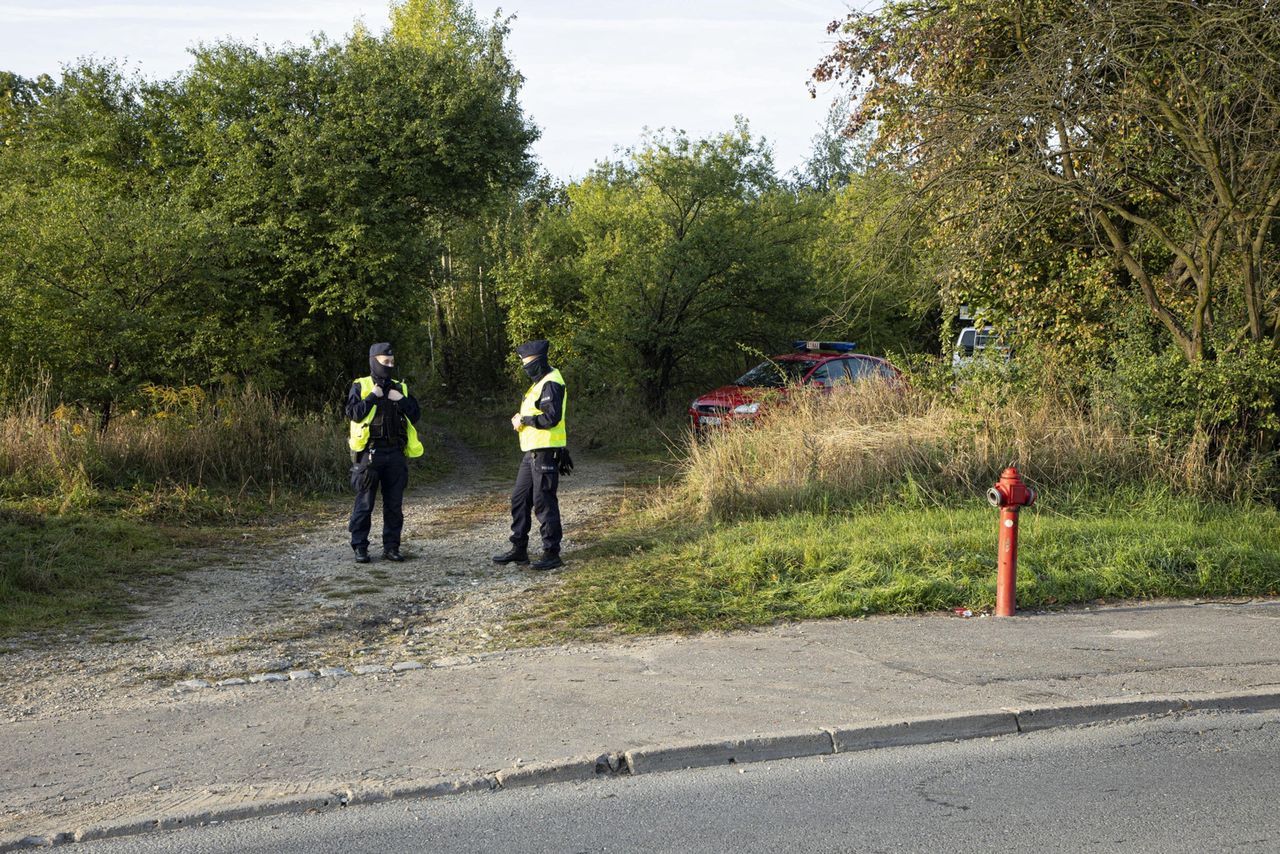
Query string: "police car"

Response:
xmin=688 ymin=341 xmax=902 ymax=429
xmin=951 ymin=325 xmax=1012 ymax=370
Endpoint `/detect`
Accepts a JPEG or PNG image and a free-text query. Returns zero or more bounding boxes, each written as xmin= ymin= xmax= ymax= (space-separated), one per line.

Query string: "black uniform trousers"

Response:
xmin=509 ymin=448 xmax=561 ymax=555
xmin=348 ymin=446 xmax=409 ymax=552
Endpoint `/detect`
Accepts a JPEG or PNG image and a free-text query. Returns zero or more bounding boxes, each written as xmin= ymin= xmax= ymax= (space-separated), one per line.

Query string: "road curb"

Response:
xmin=5 ymin=688 xmax=1279 ymax=851
xmin=0 ymin=778 xmax=491 ymax=853
xmin=495 ymin=754 xmax=619 ymax=789
xmin=1010 ymin=695 xmax=1191 ymax=732
xmin=624 ymin=730 xmax=834 ymax=775
xmin=825 ymin=710 xmax=1019 ymax=752
xmin=72 ymin=791 xmax=346 ymax=843
xmin=348 ymin=774 xmax=495 ymax=805
xmin=1183 ymin=687 xmax=1280 ymax=714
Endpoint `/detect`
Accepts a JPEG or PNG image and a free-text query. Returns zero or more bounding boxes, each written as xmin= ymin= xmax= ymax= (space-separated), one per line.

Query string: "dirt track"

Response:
xmin=0 ymin=436 xmax=627 ymax=724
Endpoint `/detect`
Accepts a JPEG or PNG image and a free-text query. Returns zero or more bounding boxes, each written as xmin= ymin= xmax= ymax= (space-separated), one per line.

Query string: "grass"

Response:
xmin=509 ymin=378 xmax=1280 ymax=640
xmin=514 ymin=491 xmax=1280 ymax=638
xmin=420 ymin=402 xmax=514 ymax=480
xmin=570 ymin=393 xmax=689 ymax=463
xmin=0 ymin=506 xmax=210 ymax=637
xmin=676 ymin=377 xmax=1275 ymax=518
xmin=430 ymin=491 xmax=513 ymax=527
xmin=6 ymin=371 xmax=1273 ymax=643
xmin=0 ymin=384 xmax=348 ymax=637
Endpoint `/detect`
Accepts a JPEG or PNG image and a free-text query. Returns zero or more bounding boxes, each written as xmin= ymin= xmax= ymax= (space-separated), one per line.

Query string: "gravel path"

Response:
xmin=0 ymin=436 xmax=627 ymax=723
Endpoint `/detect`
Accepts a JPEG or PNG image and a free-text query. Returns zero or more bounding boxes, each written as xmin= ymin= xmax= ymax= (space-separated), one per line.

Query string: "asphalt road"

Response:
xmin=80 ymin=710 xmax=1280 ymax=854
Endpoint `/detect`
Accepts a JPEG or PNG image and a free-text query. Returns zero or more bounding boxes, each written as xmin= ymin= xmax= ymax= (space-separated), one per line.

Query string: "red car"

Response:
xmin=688 ymin=341 xmax=901 ymax=430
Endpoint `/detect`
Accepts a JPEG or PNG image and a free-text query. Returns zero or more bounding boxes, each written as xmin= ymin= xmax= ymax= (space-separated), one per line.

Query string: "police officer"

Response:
xmin=493 ymin=339 xmax=567 ymax=570
xmin=346 ymin=342 xmax=423 ymax=563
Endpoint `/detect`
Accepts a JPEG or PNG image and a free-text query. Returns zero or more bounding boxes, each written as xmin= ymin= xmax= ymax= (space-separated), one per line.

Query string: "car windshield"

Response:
xmin=734 ymin=359 xmax=813 ymax=388
xmin=959 ymin=328 xmax=1006 ymax=356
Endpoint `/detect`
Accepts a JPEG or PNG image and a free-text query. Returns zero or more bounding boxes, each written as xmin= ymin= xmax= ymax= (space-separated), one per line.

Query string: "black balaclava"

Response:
xmin=369 ymin=342 xmax=394 ymax=385
xmin=515 ymin=339 xmax=551 ymax=382
xmin=522 ymin=356 xmax=550 ymax=382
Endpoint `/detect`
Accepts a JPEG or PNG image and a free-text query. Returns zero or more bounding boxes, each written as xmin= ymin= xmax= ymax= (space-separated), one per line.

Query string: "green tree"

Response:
xmin=816 ymin=0 xmax=1280 ymax=365
xmin=0 ymin=0 xmax=537 ymax=415
xmin=0 ymin=65 xmax=216 ymax=426
xmin=174 ymin=8 xmax=536 ymax=398
xmin=500 ymin=124 xmax=818 ymax=412
xmin=409 ymin=182 xmax=559 ymax=398
xmin=795 ymin=94 xmax=869 ymax=193
xmin=807 ymin=169 xmax=939 ymax=355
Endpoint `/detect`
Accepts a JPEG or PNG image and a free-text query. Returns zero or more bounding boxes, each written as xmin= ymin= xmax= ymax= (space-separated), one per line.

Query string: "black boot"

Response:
xmin=492 ymin=546 xmax=529 ymax=565
xmin=354 ymin=545 xmax=370 ymax=564
xmin=530 ymin=552 xmax=563 ymax=570
xmin=382 ymin=548 xmax=404 ymax=562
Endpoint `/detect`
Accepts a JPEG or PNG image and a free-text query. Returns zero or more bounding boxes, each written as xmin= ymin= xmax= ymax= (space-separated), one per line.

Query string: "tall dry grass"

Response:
xmin=0 ymin=383 xmax=347 ymax=513
xmin=679 ymin=380 xmax=1262 ymax=519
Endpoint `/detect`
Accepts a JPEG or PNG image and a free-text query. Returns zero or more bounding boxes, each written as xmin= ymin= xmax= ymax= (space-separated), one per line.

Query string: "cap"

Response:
xmin=369 ymin=342 xmax=394 ymax=357
xmin=515 ymin=339 xmax=549 ymax=359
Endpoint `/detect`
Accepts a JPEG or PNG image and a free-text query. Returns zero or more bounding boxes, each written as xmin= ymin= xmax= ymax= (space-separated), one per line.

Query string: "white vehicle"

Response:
xmin=952 ymin=325 xmax=1011 ymax=369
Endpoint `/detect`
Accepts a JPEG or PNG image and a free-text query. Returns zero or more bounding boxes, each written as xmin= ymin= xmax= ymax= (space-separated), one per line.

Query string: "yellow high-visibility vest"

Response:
xmin=518 ymin=369 xmax=567 ymax=452
xmin=348 ymin=376 xmax=424 ymax=458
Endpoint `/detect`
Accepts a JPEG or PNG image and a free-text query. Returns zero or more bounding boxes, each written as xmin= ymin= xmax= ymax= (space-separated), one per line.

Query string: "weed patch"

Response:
xmin=676 ymin=381 xmax=1275 ymax=520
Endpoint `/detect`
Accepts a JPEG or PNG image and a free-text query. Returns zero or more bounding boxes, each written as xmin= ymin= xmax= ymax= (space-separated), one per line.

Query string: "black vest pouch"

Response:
xmin=369 ymin=406 xmax=387 ymax=440
xmin=369 ymin=398 xmax=405 ymax=443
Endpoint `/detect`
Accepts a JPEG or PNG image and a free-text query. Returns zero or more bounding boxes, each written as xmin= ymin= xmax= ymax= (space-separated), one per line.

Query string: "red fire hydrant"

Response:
xmin=986 ymin=466 xmax=1037 ymax=617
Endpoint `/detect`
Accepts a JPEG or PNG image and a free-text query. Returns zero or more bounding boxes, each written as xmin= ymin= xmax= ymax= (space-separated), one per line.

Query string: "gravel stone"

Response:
xmin=318 ymin=667 xmax=351 ymax=678
xmin=287 ymin=670 xmax=316 ymax=680
xmin=248 ymin=673 xmax=288 ymax=684
xmin=215 ymin=678 xmax=247 ymax=687
xmin=391 ymin=661 xmax=424 ymax=672
xmin=175 ymin=679 xmax=210 ymax=691
xmin=352 ymin=665 xmax=391 ymax=675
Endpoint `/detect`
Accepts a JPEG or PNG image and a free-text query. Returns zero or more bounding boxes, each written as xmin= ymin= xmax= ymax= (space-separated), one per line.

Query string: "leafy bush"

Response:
xmin=1090 ymin=310 xmax=1280 ymax=499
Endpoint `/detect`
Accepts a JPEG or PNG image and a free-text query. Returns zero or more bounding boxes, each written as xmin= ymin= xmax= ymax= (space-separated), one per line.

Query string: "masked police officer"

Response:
xmin=346 ymin=342 xmax=423 ymax=563
xmin=493 ymin=339 xmax=567 ymax=570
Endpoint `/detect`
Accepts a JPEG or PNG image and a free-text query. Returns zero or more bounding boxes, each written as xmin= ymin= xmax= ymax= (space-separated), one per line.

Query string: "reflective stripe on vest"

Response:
xmin=348 ymin=376 xmax=424 ymax=458
xmin=518 ymin=369 xmax=567 ymax=452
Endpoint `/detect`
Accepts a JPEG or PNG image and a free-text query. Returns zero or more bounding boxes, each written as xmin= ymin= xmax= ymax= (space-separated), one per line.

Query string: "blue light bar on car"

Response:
xmin=792 ymin=340 xmax=857 ymax=353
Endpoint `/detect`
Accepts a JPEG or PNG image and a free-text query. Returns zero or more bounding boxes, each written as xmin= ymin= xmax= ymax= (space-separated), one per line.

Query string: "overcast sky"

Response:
xmin=0 ymin=0 xmax=852 ymax=181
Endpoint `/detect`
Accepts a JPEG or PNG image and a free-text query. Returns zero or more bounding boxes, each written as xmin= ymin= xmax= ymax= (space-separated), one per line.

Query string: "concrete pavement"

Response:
xmin=4 ymin=599 xmax=1280 ymax=848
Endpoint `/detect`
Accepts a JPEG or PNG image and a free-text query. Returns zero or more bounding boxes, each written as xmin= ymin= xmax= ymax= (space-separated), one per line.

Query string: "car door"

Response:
xmin=844 ymin=357 xmax=876 ymax=381
xmin=807 ymin=359 xmax=851 ymax=389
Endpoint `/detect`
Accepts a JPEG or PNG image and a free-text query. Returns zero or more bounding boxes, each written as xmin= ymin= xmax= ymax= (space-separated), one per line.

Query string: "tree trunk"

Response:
xmin=638 ymin=343 xmax=669 ymax=415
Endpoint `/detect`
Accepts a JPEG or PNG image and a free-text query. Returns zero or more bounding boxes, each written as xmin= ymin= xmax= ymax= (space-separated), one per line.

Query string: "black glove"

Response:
xmin=558 ymin=448 xmax=574 ymax=476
